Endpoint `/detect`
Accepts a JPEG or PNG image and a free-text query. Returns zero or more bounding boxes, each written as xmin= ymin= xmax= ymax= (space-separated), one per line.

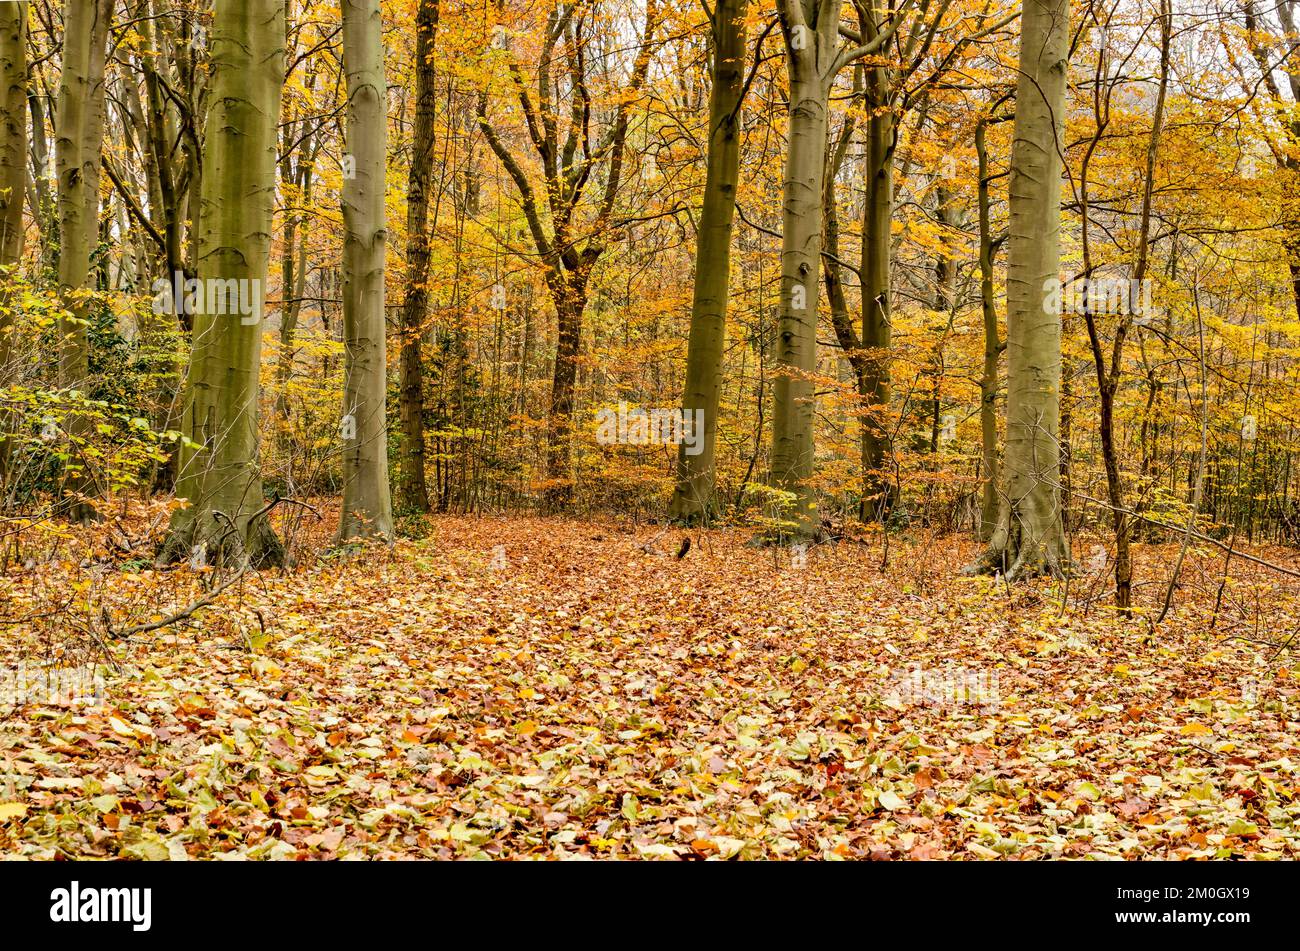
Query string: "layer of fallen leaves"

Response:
xmin=1 ymin=514 xmax=1298 ymax=860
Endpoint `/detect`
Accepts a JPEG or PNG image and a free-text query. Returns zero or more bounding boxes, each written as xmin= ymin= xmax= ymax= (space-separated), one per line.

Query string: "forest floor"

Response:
xmin=1 ymin=513 xmax=1298 ymax=859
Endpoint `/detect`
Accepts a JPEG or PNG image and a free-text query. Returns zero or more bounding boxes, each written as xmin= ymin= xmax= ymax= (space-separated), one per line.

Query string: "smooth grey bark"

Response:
xmin=968 ymin=0 xmax=1070 ymax=578
xmin=53 ymin=0 xmax=113 ymax=517
xmin=768 ymin=0 xmax=909 ymax=538
xmin=55 ymin=0 xmax=111 ymax=386
xmin=159 ymin=0 xmax=286 ymax=568
xmin=769 ymin=0 xmax=841 ymax=539
xmin=337 ymin=0 xmax=394 ymax=543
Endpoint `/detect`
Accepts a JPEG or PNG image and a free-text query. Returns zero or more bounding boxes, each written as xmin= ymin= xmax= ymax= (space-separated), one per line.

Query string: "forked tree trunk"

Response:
xmin=337 ymin=0 xmax=394 ymax=543
xmin=770 ymin=0 xmax=906 ymax=538
xmin=968 ymin=0 xmax=1070 ymax=578
xmin=477 ymin=2 xmax=657 ymax=512
xmin=667 ymin=0 xmax=749 ymax=525
xmin=397 ymin=0 xmax=439 ymax=513
xmin=159 ymin=0 xmax=286 ymax=569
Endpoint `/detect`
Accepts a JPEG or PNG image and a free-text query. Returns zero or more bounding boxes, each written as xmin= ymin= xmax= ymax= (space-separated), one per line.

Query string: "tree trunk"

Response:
xmin=0 ymin=2 xmax=26 ymax=475
xmin=141 ymin=4 xmax=187 ymax=298
xmin=667 ymin=0 xmax=748 ymax=525
xmin=139 ymin=0 xmax=189 ymax=491
xmin=928 ymin=190 xmax=956 ymax=458
xmin=54 ymin=0 xmax=113 ymax=518
xmin=477 ymin=2 xmax=657 ymax=512
xmin=158 ymin=0 xmax=286 ymax=569
xmin=275 ymin=128 xmax=316 ymax=443
xmin=397 ymin=0 xmax=439 ymax=513
xmin=544 ymin=277 xmax=587 ymax=508
xmin=1243 ymin=1 xmax=1300 ymax=321
xmin=975 ymin=113 xmax=1003 ymax=540
xmin=1086 ymin=0 xmax=1170 ymax=610
xmin=337 ymin=0 xmax=394 ymax=544
xmin=968 ymin=0 xmax=1070 ymax=578
xmin=27 ymin=87 xmax=56 ymax=276
xmin=858 ymin=79 xmax=895 ymax=521
xmin=55 ymin=0 xmax=111 ymax=384
xmin=770 ymin=0 xmax=840 ymax=539
xmin=0 ymin=2 xmax=23 ymax=276
xmin=823 ymin=74 xmax=870 ymax=514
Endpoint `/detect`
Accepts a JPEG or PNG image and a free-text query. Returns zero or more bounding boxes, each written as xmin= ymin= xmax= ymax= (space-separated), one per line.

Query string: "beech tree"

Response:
xmin=1241 ymin=0 xmax=1300 ymax=322
xmin=0 ymin=1 xmax=25 ymax=351
xmin=974 ymin=100 xmax=1012 ymax=540
xmin=477 ymin=0 xmax=658 ymax=508
xmin=968 ymin=0 xmax=1070 ymax=578
xmin=159 ymin=0 xmax=286 ymax=567
xmin=0 ymin=1 xmax=24 ymax=478
xmin=2 ymin=0 xmax=1297 ymax=592
xmin=54 ymin=0 xmax=113 ymax=516
xmin=667 ymin=0 xmax=750 ymax=525
xmin=0 ymin=2 xmax=22 ymax=279
xmin=337 ymin=0 xmax=394 ymax=543
xmin=397 ymin=0 xmax=439 ymax=513
xmin=770 ymin=0 xmax=908 ymax=538
xmin=823 ymin=4 xmax=1015 ymax=524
